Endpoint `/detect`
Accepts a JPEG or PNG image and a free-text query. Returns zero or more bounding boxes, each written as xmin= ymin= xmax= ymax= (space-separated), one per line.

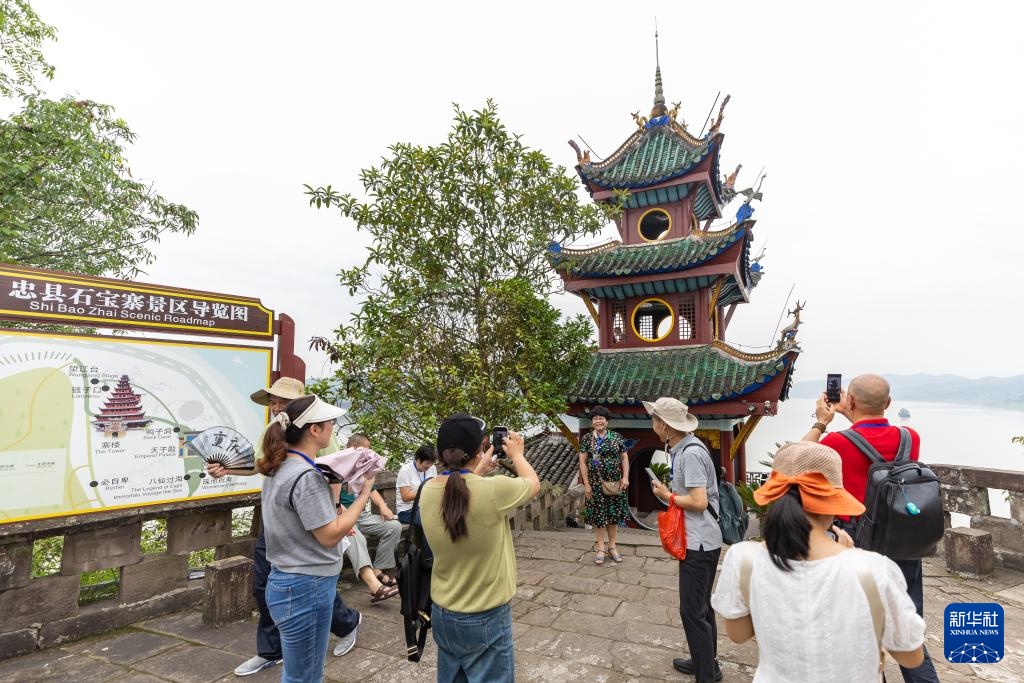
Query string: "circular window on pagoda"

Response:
xmin=638 ymin=208 xmax=671 ymax=242
xmin=631 ymin=297 xmax=674 ymax=343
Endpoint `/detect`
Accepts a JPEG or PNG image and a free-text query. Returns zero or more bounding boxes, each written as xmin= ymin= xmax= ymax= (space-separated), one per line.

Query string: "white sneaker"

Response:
xmin=333 ymin=613 xmax=362 ymax=656
xmin=234 ymin=655 xmax=280 ymax=676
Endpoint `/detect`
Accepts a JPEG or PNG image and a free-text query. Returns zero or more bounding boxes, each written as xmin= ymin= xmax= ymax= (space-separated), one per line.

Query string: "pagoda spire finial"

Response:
xmin=651 ymin=24 xmax=667 ymax=119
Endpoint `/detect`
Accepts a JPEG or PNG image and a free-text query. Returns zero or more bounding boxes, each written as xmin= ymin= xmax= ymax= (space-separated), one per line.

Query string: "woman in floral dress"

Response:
xmin=577 ymin=406 xmax=630 ymax=565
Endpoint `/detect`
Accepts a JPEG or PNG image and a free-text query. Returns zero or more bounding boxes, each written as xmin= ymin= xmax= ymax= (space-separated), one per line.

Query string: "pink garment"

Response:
xmin=318 ymin=447 xmax=386 ymax=494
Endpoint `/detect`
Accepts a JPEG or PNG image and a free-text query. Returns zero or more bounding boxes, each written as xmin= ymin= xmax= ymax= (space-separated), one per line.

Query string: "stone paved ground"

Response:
xmin=0 ymin=529 xmax=1021 ymax=682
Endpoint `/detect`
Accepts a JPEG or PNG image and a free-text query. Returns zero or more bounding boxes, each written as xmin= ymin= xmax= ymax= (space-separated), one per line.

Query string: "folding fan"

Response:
xmin=186 ymin=426 xmax=256 ymax=470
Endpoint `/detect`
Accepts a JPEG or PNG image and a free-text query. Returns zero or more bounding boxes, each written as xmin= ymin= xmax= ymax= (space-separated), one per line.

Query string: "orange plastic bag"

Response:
xmin=658 ymin=502 xmax=687 ymax=560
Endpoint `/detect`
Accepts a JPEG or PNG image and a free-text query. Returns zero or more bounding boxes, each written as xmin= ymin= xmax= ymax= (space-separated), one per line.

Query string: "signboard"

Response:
xmin=0 ymin=329 xmax=271 ymax=524
xmin=0 ymin=263 xmax=274 ymax=339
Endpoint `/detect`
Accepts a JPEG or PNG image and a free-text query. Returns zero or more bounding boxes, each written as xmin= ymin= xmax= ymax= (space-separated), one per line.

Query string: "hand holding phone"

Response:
xmin=644 ymin=467 xmax=659 ymax=485
xmin=491 ymin=426 xmax=508 ymax=458
xmin=825 ymin=374 xmax=842 ymax=404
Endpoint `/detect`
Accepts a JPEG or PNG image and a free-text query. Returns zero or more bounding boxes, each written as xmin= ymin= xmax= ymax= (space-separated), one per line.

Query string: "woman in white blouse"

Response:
xmin=711 ymin=442 xmax=925 ymax=682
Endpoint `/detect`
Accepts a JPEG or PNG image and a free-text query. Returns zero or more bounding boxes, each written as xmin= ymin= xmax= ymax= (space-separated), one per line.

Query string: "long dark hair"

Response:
xmin=762 ymin=487 xmax=811 ymax=571
xmin=257 ymin=395 xmax=317 ymax=476
xmin=439 ymin=446 xmax=476 ymax=542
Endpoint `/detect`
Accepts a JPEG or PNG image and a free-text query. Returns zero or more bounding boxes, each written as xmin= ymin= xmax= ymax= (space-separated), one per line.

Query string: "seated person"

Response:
xmin=395 ymin=444 xmax=437 ymax=524
xmin=338 ymin=433 xmax=402 ymax=601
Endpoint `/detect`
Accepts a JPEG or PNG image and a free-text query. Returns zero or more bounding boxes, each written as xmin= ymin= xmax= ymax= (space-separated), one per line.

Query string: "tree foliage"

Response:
xmin=0 ymin=0 xmax=196 ymax=277
xmin=0 ymin=0 xmax=54 ymax=99
xmin=306 ymin=101 xmax=618 ymax=462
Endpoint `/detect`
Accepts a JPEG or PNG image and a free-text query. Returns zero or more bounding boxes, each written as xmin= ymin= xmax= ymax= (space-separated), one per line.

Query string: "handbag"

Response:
xmin=658 ymin=501 xmax=687 ymax=560
xmin=600 ymin=480 xmax=622 ymax=496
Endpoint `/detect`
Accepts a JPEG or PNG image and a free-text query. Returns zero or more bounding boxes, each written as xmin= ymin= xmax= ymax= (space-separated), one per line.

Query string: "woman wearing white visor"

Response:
xmin=257 ymin=395 xmax=374 ymax=683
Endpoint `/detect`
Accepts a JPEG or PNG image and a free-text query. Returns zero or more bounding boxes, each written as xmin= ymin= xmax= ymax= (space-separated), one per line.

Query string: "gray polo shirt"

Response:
xmin=670 ymin=435 xmax=723 ymax=552
xmin=261 ymin=457 xmax=342 ymax=576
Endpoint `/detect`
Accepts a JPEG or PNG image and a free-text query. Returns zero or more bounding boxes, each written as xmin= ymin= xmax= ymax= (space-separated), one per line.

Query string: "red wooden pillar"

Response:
xmin=273 ymin=313 xmax=305 ymax=382
xmin=720 ymin=429 xmax=734 ymax=482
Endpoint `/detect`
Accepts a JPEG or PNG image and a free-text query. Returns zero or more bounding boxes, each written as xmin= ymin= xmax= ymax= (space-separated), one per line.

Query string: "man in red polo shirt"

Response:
xmin=802 ymin=373 xmax=939 ymax=683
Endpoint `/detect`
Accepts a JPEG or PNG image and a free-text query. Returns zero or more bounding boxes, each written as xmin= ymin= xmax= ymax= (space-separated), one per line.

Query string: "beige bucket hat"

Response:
xmin=250 ymin=377 xmax=306 ymax=405
xmin=642 ymin=397 xmax=699 ymax=433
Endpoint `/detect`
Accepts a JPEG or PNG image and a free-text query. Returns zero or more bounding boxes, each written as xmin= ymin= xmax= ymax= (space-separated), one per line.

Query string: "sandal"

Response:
xmin=375 ymin=572 xmax=397 ymax=587
xmin=608 ymin=547 xmax=623 ymax=563
xmin=370 ymin=584 xmax=399 ymax=603
xmin=594 ymin=549 xmax=606 ymax=566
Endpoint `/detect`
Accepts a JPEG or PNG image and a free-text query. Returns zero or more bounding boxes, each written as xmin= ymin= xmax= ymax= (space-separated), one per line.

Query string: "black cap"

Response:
xmin=437 ymin=413 xmax=485 ymax=457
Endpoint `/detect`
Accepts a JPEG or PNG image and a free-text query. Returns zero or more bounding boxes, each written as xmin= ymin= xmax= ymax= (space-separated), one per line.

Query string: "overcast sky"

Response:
xmin=30 ymin=0 xmax=1024 ymax=385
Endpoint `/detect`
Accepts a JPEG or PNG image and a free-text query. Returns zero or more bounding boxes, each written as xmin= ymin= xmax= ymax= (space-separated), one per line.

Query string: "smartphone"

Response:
xmin=644 ymin=467 xmax=659 ymax=485
xmin=825 ymin=373 xmax=842 ymax=404
xmin=491 ymin=426 xmax=508 ymax=458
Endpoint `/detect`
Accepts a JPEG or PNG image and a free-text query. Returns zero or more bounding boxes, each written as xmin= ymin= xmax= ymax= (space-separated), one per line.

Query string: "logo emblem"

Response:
xmin=944 ymin=602 xmax=1003 ymax=664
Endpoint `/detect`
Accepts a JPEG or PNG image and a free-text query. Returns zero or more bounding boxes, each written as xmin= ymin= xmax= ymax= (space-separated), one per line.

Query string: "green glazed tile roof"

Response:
xmin=550 ymin=222 xmax=749 ymax=279
xmin=580 ymin=126 xmax=718 ymax=190
xmin=567 ymin=344 xmax=796 ymax=407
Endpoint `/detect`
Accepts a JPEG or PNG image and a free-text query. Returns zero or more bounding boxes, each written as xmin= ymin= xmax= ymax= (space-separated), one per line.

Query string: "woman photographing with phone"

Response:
xmin=418 ymin=414 xmax=540 ymax=682
xmin=577 ymin=405 xmax=630 ymax=565
xmin=258 ymin=395 xmax=374 ymax=683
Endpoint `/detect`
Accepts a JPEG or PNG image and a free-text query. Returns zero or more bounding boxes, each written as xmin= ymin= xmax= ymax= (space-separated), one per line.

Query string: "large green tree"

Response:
xmin=307 ymin=101 xmax=618 ymax=462
xmin=0 ymin=0 xmax=196 ymax=277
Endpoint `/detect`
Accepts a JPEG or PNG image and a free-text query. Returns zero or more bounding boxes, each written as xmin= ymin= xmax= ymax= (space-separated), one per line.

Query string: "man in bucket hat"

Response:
xmin=647 ymin=397 xmax=724 ymax=682
xmin=207 ymin=377 xmax=359 ymax=676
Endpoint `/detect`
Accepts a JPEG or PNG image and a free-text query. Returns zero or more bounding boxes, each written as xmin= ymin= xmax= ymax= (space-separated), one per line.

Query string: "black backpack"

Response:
xmin=397 ymin=480 xmax=433 ymax=662
xmin=837 ymin=427 xmax=944 ymax=560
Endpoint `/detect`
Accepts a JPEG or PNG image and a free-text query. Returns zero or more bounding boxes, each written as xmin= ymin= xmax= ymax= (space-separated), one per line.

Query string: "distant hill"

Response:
xmin=790 ymin=374 xmax=1024 ymax=409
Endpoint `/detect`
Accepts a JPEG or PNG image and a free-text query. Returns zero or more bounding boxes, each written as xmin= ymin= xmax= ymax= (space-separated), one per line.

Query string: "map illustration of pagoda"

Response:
xmin=93 ymin=374 xmax=152 ymax=437
xmin=551 ymin=41 xmax=800 ymax=526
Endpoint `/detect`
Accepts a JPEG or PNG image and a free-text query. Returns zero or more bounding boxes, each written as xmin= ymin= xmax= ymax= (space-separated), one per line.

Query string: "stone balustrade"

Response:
xmin=931 ymin=464 xmax=1024 ymax=577
xmin=0 ymin=490 xmax=262 ymax=659
xmin=0 ymin=469 xmax=579 ymax=658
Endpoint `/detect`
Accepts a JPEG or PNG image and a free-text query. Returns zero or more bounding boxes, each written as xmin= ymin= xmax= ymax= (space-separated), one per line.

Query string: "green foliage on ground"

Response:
xmin=0 ymin=0 xmax=197 ymax=277
xmin=305 ymin=101 xmax=620 ymax=463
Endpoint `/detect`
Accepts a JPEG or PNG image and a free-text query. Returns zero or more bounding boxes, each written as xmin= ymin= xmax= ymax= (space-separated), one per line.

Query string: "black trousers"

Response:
xmin=254 ymin=530 xmax=361 ymax=660
xmin=678 ymin=546 xmax=722 ymax=683
xmin=836 ymin=522 xmax=939 ymax=683
xmin=893 ymin=558 xmax=939 ymax=683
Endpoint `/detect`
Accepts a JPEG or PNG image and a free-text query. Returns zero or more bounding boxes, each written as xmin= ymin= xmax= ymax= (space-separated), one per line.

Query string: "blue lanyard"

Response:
xmin=441 ymin=469 xmax=472 ymax=475
xmin=856 ymin=422 xmax=890 ymax=429
xmin=419 ymin=470 xmax=427 ymax=483
xmin=287 ymin=449 xmax=317 ymax=469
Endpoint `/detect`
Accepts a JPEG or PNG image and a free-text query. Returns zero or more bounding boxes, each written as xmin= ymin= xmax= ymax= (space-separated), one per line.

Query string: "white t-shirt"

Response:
xmin=395 ymin=461 xmax=436 ymax=514
xmin=711 ymin=542 xmax=925 ymax=683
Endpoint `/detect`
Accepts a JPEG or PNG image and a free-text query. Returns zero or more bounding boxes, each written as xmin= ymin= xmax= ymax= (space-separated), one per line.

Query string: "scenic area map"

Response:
xmin=0 ymin=330 xmax=271 ymax=523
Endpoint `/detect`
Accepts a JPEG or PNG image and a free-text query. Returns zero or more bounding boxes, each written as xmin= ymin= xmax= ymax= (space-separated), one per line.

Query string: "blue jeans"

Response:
xmin=432 ymin=601 xmax=514 ymax=683
xmin=266 ymin=569 xmax=339 ymax=683
xmin=254 ymin=531 xmax=359 ymax=660
xmin=397 ymin=509 xmax=414 ymax=524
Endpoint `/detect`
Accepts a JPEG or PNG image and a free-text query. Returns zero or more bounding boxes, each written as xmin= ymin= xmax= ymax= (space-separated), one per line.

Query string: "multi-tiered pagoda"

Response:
xmin=551 ymin=56 xmax=800 ymax=522
xmin=93 ymin=374 xmax=151 ymax=438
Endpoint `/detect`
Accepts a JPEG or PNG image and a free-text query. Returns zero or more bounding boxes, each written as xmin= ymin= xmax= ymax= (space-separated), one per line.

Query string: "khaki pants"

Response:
xmin=344 ymin=512 xmax=402 ymax=571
